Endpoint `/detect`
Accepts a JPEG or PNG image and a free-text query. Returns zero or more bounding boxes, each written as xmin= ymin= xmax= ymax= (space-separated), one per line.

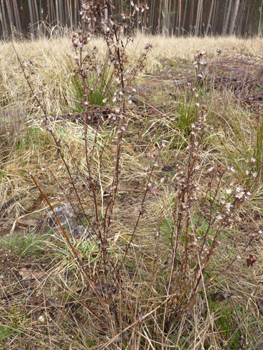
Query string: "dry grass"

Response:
xmin=0 ymin=35 xmax=262 ymax=111
xmin=0 ymin=33 xmax=263 ymax=349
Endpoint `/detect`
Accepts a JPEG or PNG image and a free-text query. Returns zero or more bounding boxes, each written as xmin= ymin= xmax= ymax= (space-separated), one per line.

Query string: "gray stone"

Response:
xmin=47 ymin=205 xmax=76 ymax=227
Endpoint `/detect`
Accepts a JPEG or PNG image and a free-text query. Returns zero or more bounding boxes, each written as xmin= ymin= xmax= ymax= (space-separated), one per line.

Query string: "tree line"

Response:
xmin=0 ymin=0 xmax=262 ymax=40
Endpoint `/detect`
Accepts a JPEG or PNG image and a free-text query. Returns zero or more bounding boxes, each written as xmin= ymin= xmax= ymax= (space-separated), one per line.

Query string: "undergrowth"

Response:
xmin=0 ymin=1 xmax=263 ymax=349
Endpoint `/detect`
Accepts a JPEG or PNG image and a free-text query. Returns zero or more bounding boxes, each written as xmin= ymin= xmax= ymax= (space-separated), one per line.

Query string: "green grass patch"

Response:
xmin=0 ymin=232 xmax=49 ymax=258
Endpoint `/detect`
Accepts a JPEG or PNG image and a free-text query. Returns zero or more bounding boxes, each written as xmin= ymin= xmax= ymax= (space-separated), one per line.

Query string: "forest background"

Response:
xmin=1 ymin=0 xmax=263 ymax=40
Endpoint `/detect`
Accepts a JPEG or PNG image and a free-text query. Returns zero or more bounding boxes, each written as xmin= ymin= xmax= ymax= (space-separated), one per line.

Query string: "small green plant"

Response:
xmin=67 ymin=59 xmax=114 ymax=113
xmin=177 ymin=93 xmax=197 ymax=136
xmin=1 ymin=93 xmax=11 ymax=107
xmin=16 ymin=125 xmax=52 ymax=151
xmin=209 ymin=301 xmax=242 ymax=349
xmin=161 ymin=214 xmax=218 ymax=247
xmin=0 ymin=232 xmax=48 ymax=257
xmin=0 ymin=324 xmax=23 ymax=342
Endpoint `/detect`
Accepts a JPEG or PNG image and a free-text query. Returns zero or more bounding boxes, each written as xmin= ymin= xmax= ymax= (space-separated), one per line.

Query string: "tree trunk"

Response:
xmin=47 ymin=0 xmax=51 ymax=23
xmin=236 ymin=0 xmax=246 ymax=36
xmin=149 ymin=0 xmax=155 ymax=34
xmin=177 ymin=0 xmax=182 ymax=36
xmin=163 ymin=0 xmax=169 ymax=36
xmin=223 ymin=0 xmax=233 ymax=35
xmin=212 ymin=0 xmax=220 ymax=33
xmin=27 ymin=0 xmax=35 ymax=36
xmin=55 ymin=0 xmax=59 ymax=24
xmin=5 ymin=0 xmax=15 ymax=30
xmin=205 ymin=0 xmax=214 ymax=35
xmin=258 ymin=0 xmax=263 ymax=35
xmin=244 ymin=1 xmax=250 ymax=34
xmin=74 ymin=0 xmax=78 ymax=28
xmin=0 ymin=0 xmax=8 ymax=39
xmin=222 ymin=0 xmax=228 ymax=32
xmin=247 ymin=0 xmax=257 ymax=33
xmin=158 ymin=0 xmax=162 ymax=34
xmin=13 ymin=0 xmax=22 ymax=32
xmin=172 ymin=0 xmax=177 ymax=35
xmin=65 ymin=0 xmax=71 ymax=28
xmin=182 ymin=0 xmax=188 ymax=34
xmin=194 ymin=0 xmax=202 ymax=36
xmin=189 ymin=0 xmax=195 ymax=34
xmin=33 ymin=0 xmax=39 ymax=23
xmin=229 ymin=0 xmax=240 ymax=35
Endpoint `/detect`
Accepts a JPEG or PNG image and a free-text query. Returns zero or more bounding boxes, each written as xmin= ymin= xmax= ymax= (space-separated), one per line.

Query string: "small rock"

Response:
xmin=128 ymin=95 xmax=143 ymax=106
xmin=47 ymin=205 xmax=76 ymax=227
xmin=38 ymin=315 xmax=45 ymax=323
xmin=72 ymin=225 xmax=86 ymax=238
xmin=162 ymin=165 xmax=175 ymax=172
xmin=47 ymin=205 xmax=86 ymax=234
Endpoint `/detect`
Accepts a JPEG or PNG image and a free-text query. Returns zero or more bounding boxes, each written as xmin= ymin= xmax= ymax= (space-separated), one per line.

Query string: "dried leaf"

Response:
xmin=123 ymin=145 xmax=134 ymax=153
xmin=210 ymin=291 xmax=233 ymax=302
xmin=246 ymin=254 xmax=256 ymax=269
xmin=256 ymin=300 xmax=263 ymax=316
xmin=18 ymin=268 xmax=45 ymax=280
xmin=146 ymin=148 xmax=159 ymax=158
xmin=221 ymin=292 xmax=233 ymax=300
xmin=138 ymin=313 xmax=143 ymax=323
xmin=149 ymin=187 xmax=159 ymax=194
xmin=186 ymin=294 xmax=196 ymax=314
xmin=110 ymin=145 xmax=134 ymax=153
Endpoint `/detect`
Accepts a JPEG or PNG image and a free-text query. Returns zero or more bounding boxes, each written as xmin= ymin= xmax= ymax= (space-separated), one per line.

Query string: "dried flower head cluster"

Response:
xmin=245 ymin=157 xmax=259 ymax=181
xmin=70 ymin=3 xmax=153 ymax=271
xmin=72 ymin=0 xmax=152 ymax=112
xmin=166 ymin=102 xmax=253 ymax=314
xmin=61 ymin=0 xmax=155 ymax=334
xmin=174 ymin=105 xmax=211 ymax=204
xmin=194 ymin=50 xmax=208 ymax=82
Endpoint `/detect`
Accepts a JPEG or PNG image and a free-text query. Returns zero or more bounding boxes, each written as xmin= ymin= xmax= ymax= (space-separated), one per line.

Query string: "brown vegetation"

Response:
xmin=0 ymin=1 xmax=263 ymax=349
